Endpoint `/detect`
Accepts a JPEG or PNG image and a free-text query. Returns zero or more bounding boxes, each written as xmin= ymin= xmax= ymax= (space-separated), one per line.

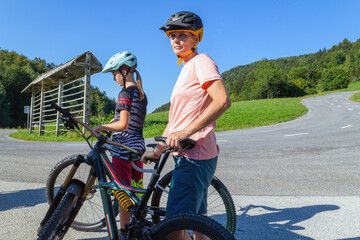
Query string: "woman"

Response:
xmin=93 ymin=51 xmax=147 ymax=240
xmin=141 ymin=11 xmax=231 ymax=239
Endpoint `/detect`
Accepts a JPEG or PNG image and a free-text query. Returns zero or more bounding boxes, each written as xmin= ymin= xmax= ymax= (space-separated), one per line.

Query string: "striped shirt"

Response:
xmin=111 ymin=86 xmax=147 ymax=159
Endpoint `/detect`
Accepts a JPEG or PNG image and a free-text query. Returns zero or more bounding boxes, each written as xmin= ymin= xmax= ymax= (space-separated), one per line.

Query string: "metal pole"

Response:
xmin=83 ymin=52 xmax=91 ymax=133
xmin=39 ymin=82 xmax=45 ymax=136
xmin=56 ymin=80 xmax=63 ymax=136
xmin=29 ymin=87 xmax=35 ymax=133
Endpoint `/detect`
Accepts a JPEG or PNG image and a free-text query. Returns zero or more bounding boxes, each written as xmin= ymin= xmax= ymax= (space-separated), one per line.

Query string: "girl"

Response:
xmin=93 ymin=51 xmax=147 ymax=240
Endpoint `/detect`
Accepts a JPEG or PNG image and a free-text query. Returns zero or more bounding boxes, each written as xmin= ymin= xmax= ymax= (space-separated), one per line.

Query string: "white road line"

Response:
xmin=284 ymin=133 xmax=309 ymax=137
xmin=217 ymin=140 xmax=229 ymax=142
xmin=348 ymin=108 xmax=354 ymax=111
xmin=341 ymin=125 xmax=352 ymax=129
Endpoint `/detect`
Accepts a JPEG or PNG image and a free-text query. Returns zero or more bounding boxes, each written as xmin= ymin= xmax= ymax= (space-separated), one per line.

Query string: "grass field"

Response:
xmin=9 ymin=82 xmax=360 ymax=141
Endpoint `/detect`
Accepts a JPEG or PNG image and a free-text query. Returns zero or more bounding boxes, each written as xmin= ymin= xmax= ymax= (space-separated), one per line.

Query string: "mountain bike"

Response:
xmin=37 ymin=102 xmax=235 ymax=240
xmin=46 ymin=150 xmax=236 ymax=235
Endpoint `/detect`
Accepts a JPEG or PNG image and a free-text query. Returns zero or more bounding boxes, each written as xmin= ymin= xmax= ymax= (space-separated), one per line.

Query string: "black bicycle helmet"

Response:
xmin=160 ymin=11 xmax=204 ymax=42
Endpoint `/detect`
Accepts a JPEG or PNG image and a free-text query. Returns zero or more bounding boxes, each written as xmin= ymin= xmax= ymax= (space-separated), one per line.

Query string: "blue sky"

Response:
xmin=1 ymin=0 xmax=360 ymax=113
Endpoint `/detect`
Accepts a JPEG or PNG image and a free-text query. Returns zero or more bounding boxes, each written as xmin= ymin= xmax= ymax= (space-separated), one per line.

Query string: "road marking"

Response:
xmin=217 ymin=140 xmax=229 ymax=142
xmin=348 ymin=108 xmax=354 ymax=111
xmin=341 ymin=125 xmax=352 ymax=129
xmin=284 ymin=133 xmax=309 ymax=137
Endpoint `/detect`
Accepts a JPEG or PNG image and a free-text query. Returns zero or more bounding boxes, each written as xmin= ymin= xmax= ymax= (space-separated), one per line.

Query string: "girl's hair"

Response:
xmin=133 ymin=69 xmax=145 ymax=101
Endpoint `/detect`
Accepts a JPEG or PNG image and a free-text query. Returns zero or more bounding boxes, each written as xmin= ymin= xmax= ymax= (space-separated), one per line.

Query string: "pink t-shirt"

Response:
xmin=168 ymin=53 xmax=223 ymax=160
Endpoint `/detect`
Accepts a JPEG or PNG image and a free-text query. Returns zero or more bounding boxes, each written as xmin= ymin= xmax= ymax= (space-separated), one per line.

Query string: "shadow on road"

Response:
xmin=237 ymin=204 xmax=340 ymax=240
xmin=0 ymin=187 xmax=47 ymax=211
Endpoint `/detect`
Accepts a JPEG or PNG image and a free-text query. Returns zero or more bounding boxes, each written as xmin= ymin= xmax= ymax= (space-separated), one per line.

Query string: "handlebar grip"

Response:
xmin=51 ymin=103 xmax=73 ymax=118
xmin=154 ymin=136 xmax=167 ymax=143
xmin=179 ymin=138 xmax=196 ymax=149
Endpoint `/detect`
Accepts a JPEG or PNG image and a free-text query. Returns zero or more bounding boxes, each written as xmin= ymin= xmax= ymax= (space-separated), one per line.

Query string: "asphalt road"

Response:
xmin=1 ymin=91 xmax=360 ymax=239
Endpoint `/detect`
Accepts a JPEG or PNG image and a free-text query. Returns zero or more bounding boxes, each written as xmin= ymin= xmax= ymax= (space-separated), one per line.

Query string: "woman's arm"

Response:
xmin=166 ymin=79 xmax=231 ymax=147
xmin=93 ymin=110 xmax=130 ymax=132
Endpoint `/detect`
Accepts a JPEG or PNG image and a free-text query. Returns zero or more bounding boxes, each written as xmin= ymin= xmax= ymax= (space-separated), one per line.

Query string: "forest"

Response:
xmin=0 ymin=49 xmax=115 ymax=128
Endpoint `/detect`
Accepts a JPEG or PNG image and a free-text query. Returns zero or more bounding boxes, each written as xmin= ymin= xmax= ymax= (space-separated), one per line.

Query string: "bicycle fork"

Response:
xmin=37 ymin=155 xmax=96 ymax=236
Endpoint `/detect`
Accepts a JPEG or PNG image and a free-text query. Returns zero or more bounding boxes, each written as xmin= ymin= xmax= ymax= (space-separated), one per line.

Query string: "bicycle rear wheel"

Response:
xmin=151 ymin=170 xmax=236 ymax=235
xmin=46 ymin=154 xmax=118 ymax=232
xmin=150 ymin=213 xmax=235 ymax=240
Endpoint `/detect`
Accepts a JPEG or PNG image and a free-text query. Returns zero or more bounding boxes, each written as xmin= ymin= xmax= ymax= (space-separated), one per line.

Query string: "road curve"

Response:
xmin=215 ymin=91 xmax=360 ymax=196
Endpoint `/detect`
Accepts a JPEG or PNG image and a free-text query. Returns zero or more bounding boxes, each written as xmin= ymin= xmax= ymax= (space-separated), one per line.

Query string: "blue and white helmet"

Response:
xmin=102 ymin=51 xmax=137 ymax=73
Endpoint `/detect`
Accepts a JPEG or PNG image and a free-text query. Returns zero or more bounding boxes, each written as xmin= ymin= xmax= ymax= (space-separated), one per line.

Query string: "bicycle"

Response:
xmin=46 ymin=146 xmax=236 ymax=235
xmin=37 ymin=102 xmax=235 ymax=240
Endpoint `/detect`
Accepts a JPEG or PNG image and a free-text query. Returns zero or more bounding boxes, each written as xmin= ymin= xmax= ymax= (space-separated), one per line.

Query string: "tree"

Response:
xmin=0 ymin=80 xmax=11 ymax=127
xmin=321 ymin=66 xmax=350 ymax=91
xmin=252 ymin=60 xmax=288 ymax=99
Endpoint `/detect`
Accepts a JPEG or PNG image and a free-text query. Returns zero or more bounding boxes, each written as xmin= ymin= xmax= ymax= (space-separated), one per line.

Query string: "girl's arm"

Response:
xmin=93 ymin=110 xmax=130 ymax=132
xmin=166 ymin=79 xmax=231 ymax=148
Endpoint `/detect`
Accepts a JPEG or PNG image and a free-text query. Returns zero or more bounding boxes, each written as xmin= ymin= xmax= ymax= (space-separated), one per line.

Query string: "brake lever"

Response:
xmin=61 ymin=117 xmax=74 ymax=130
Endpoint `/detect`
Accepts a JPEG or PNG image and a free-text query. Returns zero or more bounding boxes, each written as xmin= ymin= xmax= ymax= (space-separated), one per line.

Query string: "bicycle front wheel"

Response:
xmin=150 ymin=214 xmax=235 ymax=240
xmin=151 ymin=171 xmax=237 ymax=235
xmin=46 ymin=154 xmax=118 ymax=232
xmin=37 ymin=192 xmax=76 ymax=240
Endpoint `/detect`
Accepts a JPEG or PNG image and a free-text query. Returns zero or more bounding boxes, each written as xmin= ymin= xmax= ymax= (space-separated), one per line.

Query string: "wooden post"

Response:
xmin=29 ymin=87 xmax=35 ymax=133
xmin=38 ymin=82 xmax=45 ymax=136
xmin=56 ymin=80 xmax=63 ymax=136
xmin=83 ymin=52 xmax=91 ymax=133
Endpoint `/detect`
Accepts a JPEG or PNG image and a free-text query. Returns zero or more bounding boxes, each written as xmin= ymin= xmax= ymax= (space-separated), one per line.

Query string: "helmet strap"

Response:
xmin=119 ymin=67 xmax=131 ymax=88
xmin=177 ymin=46 xmax=197 ymax=65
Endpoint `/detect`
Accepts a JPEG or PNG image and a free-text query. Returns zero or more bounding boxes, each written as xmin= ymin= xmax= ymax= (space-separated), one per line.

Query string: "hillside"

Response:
xmin=223 ymin=38 xmax=360 ymax=101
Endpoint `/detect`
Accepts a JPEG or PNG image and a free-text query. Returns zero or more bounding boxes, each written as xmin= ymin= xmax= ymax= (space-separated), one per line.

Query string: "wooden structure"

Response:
xmin=22 ymin=51 xmax=102 ymax=136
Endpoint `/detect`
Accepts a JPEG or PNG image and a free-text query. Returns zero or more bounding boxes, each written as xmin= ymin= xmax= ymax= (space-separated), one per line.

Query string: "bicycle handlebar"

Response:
xmin=50 ymin=103 xmax=139 ymax=154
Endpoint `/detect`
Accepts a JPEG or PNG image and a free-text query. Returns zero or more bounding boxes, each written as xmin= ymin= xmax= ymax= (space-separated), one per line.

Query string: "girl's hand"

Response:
xmin=141 ymin=151 xmax=160 ymax=164
xmin=92 ymin=125 xmax=102 ymax=133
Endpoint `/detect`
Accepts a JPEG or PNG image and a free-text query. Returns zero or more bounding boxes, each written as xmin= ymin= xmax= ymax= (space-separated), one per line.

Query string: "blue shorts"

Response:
xmin=166 ymin=155 xmax=218 ymax=217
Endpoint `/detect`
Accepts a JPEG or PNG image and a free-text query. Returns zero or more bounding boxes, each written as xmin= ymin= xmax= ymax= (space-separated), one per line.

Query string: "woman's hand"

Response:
xmin=166 ymin=130 xmax=190 ymax=148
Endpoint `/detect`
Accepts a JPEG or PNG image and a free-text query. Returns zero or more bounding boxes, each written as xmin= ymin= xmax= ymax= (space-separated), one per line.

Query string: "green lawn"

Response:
xmin=9 ymin=82 xmax=360 ymax=141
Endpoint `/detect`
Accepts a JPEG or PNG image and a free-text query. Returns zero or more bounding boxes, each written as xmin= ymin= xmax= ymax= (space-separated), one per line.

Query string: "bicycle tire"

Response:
xmin=46 ymin=154 xmax=118 ymax=232
xmin=150 ymin=213 xmax=235 ymax=240
xmin=37 ymin=192 xmax=76 ymax=240
xmin=151 ymin=171 xmax=236 ymax=235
